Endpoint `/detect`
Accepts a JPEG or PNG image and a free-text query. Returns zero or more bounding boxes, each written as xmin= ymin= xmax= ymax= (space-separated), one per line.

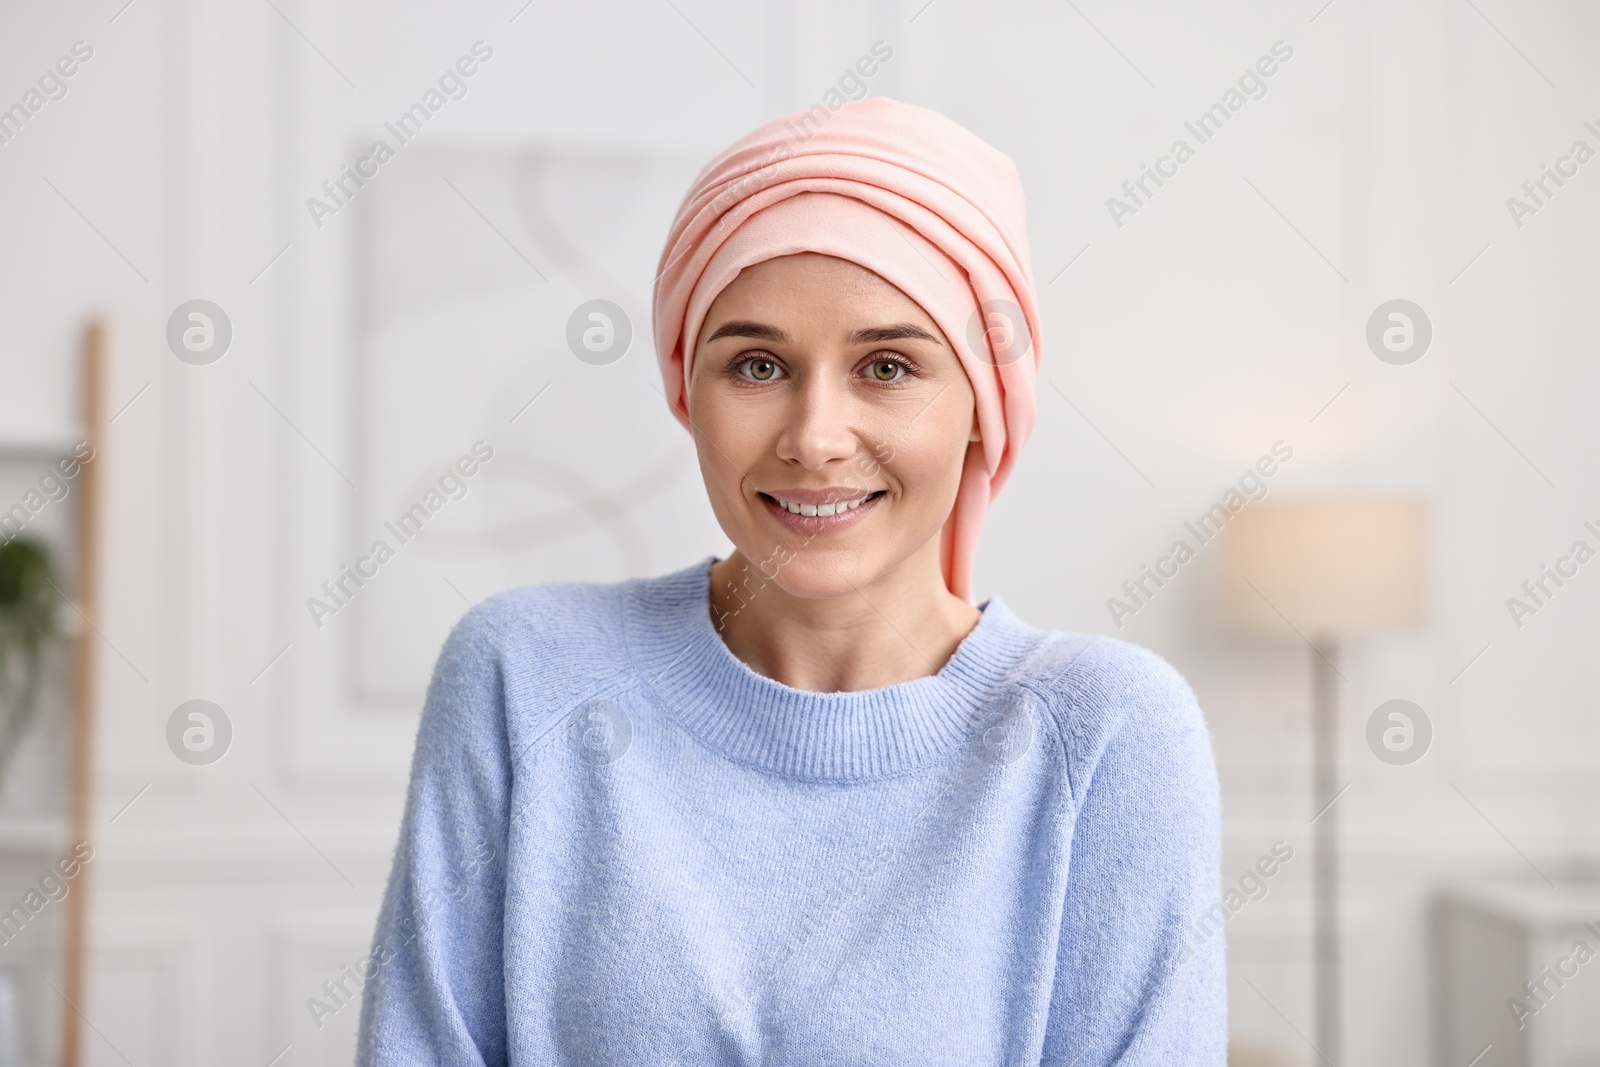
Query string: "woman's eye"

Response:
xmin=869 ymin=358 xmax=906 ymax=382
xmin=739 ymin=356 xmax=783 ymax=381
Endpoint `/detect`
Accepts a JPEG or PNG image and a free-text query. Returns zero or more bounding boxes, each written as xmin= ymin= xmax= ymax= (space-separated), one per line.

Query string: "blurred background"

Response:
xmin=1 ymin=0 xmax=1597 ymax=1064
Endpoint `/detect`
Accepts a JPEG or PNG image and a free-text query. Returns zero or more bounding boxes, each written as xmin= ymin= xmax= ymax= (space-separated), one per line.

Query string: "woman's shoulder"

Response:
xmin=423 ymin=571 xmax=665 ymax=733
xmin=1004 ymin=623 xmax=1210 ymax=783
xmin=1012 ymin=628 xmax=1197 ymax=714
xmin=443 ymin=571 xmax=640 ymax=663
xmin=436 ymin=561 xmax=706 ymax=680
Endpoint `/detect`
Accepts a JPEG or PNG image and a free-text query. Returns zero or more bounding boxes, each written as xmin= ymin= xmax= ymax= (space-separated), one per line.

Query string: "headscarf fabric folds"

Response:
xmin=652 ymin=96 xmax=1041 ymax=604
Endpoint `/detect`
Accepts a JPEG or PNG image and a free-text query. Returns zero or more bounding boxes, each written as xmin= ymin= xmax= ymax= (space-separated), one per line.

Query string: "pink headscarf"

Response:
xmin=652 ymin=96 xmax=1041 ymax=603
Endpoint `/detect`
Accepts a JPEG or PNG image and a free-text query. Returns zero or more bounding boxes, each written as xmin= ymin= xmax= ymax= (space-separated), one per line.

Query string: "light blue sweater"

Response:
xmin=357 ymin=556 xmax=1226 ymax=1065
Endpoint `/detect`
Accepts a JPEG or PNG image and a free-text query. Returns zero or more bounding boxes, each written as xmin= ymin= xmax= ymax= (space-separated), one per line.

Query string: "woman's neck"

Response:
xmin=707 ymin=544 xmax=983 ymax=693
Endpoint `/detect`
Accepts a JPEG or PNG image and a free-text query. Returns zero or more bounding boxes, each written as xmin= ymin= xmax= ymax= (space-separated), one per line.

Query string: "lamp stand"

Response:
xmin=1311 ymin=639 xmax=1341 ymax=1066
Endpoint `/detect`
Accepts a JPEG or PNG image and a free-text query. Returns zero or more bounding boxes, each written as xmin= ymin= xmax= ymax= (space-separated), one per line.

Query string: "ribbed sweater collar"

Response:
xmin=625 ymin=556 xmax=1043 ymax=782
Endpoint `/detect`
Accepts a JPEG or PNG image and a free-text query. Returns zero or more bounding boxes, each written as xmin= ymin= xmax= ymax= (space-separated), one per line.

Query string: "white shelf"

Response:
xmin=1439 ymin=881 xmax=1600 ymax=1065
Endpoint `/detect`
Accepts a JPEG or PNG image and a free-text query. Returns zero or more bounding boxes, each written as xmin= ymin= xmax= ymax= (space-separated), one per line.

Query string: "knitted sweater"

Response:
xmin=356 ymin=555 xmax=1226 ymax=1065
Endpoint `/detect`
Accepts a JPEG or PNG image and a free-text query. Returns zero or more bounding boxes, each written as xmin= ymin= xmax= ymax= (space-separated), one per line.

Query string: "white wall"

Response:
xmin=1 ymin=0 xmax=1597 ymax=1064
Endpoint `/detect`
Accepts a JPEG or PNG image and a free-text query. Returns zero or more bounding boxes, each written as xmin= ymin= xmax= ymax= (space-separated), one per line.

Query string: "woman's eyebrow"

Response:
xmin=705 ymin=320 xmax=792 ymax=343
xmin=848 ymin=323 xmax=943 ymax=344
xmin=704 ymin=320 xmax=944 ymax=345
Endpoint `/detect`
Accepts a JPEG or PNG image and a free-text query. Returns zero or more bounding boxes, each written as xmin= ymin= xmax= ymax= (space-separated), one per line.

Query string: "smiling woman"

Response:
xmin=688 ymin=252 xmax=984 ymax=690
xmin=358 ymin=97 xmax=1226 ymax=1067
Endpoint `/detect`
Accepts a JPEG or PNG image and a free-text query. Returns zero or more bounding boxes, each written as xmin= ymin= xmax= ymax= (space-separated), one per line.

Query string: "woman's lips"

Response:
xmin=759 ymin=490 xmax=885 ymax=536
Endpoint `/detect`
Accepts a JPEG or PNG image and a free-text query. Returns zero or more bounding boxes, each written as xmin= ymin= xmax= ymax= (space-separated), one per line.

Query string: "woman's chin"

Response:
xmin=728 ymin=549 xmax=896 ymax=602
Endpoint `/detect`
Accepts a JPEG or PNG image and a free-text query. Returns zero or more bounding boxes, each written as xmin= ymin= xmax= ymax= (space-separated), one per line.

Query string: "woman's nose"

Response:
xmin=773 ymin=373 xmax=860 ymax=470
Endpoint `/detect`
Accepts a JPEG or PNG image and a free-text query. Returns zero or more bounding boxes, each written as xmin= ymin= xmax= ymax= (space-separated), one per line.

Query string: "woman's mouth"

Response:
xmin=758 ymin=489 xmax=886 ymax=535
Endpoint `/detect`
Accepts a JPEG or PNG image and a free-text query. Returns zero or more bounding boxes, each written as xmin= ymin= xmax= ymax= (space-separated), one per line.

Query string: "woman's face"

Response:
xmin=687 ymin=252 xmax=977 ymax=599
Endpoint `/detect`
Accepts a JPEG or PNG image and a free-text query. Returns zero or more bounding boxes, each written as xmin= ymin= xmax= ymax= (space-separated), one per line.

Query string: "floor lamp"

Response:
xmin=1221 ymin=500 xmax=1426 ymax=1067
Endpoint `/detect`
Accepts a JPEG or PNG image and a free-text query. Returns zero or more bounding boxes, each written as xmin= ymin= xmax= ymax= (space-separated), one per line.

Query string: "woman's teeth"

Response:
xmin=777 ymin=493 xmax=875 ymax=517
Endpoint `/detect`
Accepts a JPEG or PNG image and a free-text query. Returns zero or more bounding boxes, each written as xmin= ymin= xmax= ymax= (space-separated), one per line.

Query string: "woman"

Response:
xmin=357 ymin=97 xmax=1225 ymax=1065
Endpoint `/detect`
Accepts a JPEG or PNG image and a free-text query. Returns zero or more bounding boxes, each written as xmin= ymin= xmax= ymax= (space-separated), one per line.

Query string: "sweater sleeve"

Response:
xmin=357 ymin=603 xmax=512 ymax=1066
xmin=1036 ymin=641 xmax=1227 ymax=1066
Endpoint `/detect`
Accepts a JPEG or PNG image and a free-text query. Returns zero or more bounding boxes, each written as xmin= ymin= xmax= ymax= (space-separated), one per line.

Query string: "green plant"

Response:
xmin=0 ymin=537 xmax=59 ymax=798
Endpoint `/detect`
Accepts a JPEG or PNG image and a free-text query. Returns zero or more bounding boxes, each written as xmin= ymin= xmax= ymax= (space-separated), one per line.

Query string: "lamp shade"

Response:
xmin=1220 ymin=499 xmax=1427 ymax=637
